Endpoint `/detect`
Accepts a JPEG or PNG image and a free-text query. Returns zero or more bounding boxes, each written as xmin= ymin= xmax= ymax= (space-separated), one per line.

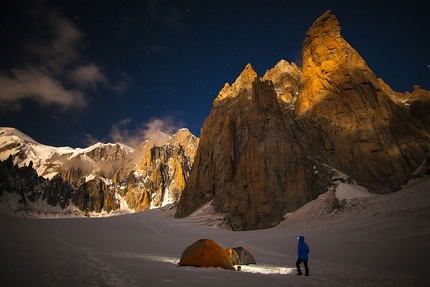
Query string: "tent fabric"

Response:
xmin=226 ymin=248 xmax=241 ymax=265
xmin=226 ymin=247 xmax=257 ymax=265
xmin=178 ymin=239 xmax=235 ymax=270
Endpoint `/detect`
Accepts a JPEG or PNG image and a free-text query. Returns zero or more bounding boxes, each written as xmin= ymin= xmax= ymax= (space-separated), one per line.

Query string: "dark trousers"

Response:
xmin=296 ymin=258 xmax=309 ymax=275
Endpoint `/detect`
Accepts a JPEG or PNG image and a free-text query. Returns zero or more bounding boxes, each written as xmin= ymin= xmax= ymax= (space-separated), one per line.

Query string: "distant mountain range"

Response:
xmin=0 ymin=127 xmax=199 ymax=216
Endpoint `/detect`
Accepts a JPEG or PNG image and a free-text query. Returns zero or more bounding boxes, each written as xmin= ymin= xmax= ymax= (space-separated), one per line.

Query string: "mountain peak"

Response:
xmin=307 ymin=10 xmax=340 ymax=38
xmin=234 ymin=63 xmax=257 ymax=88
xmin=214 ymin=63 xmax=257 ymax=106
xmin=176 ymin=11 xmax=430 ymax=230
xmin=296 ymin=10 xmax=372 ymax=116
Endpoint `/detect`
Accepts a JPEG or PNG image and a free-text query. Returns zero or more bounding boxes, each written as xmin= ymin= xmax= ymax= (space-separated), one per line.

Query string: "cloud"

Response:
xmin=84 ymin=133 xmax=101 ymax=146
xmin=0 ymin=67 xmax=87 ymax=110
xmin=69 ymin=63 xmax=107 ymax=91
xmin=107 ymin=117 xmax=182 ymax=148
xmin=0 ymin=2 xmax=123 ymax=111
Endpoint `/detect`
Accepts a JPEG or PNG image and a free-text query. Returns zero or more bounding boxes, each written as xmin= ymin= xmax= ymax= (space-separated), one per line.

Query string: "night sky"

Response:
xmin=1 ymin=0 xmax=429 ymax=148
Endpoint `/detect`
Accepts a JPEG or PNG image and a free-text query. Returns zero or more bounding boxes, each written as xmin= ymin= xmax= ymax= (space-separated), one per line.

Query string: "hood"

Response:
xmin=298 ymin=236 xmax=305 ymax=243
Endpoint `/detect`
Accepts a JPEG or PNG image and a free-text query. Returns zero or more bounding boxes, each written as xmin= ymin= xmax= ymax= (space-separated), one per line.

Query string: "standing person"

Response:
xmin=296 ymin=235 xmax=310 ymax=276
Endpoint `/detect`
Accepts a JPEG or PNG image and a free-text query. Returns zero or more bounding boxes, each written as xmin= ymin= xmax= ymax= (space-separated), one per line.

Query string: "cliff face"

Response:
xmin=176 ymin=11 xmax=430 ymax=230
xmin=295 ymin=11 xmax=430 ymax=193
xmin=123 ymin=129 xmax=198 ymax=211
xmin=0 ymin=155 xmax=75 ymax=214
xmin=175 ymin=63 xmax=331 ymax=230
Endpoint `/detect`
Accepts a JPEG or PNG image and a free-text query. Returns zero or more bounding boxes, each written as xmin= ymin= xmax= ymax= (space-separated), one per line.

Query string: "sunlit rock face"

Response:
xmin=123 ymin=129 xmax=199 ymax=211
xmin=295 ymin=10 xmax=430 ymax=193
xmin=68 ymin=128 xmax=198 ymax=214
xmin=175 ymin=63 xmax=332 ymax=231
xmin=176 ymin=10 xmax=430 ymax=230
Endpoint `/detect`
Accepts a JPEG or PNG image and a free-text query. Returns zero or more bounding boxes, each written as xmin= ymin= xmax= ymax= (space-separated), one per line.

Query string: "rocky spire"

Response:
xmin=175 ymin=63 xmax=329 ymax=230
xmin=213 ymin=63 xmax=257 ymax=106
xmin=176 ymin=10 xmax=430 ymax=230
xmin=294 ymin=10 xmax=430 ymax=193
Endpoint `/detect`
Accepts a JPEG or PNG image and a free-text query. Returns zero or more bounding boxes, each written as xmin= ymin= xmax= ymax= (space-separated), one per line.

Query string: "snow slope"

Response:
xmin=1 ymin=176 xmax=429 ymax=287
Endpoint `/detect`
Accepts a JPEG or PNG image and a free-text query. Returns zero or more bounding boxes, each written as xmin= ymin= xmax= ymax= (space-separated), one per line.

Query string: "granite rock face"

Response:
xmin=122 ymin=129 xmax=198 ymax=211
xmin=176 ymin=11 xmax=430 ymax=230
xmin=295 ymin=11 xmax=430 ymax=193
xmin=175 ymin=63 xmax=332 ymax=230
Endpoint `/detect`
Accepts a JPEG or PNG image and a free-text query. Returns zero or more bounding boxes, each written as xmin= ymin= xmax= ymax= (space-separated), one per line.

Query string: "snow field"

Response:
xmin=1 ymin=177 xmax=429 ymax=286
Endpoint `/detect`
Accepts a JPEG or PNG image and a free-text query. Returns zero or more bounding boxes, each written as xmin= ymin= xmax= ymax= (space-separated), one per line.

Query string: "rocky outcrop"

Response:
xmin=0 ymin=155 xmax=75 ymax=213
xmin=262 ymin=59 xmax=301 ymax=110
xmin=294 ymin=10 xmax=430 ymax=193
xmin=175 ymin=63 xmax=332 ymax=230
xmin=73 ymin=176 xmax=119 ymax=215
xmin=176 ymin=11 xmax=430 ymax=230
xmin=378 ymin=81 xmax=430 ymax=130
xmin=408 ymin=86 xmax=430 ymax=131
xmin=122 ymin=129 xmax=199 ymax=211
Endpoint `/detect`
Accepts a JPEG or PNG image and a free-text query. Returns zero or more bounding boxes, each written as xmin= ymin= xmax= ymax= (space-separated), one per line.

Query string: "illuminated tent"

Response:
xmin=178 ymin=239 xmax=235 ymax=270
xmin=226 ymin=247 xmax=257 ymax=265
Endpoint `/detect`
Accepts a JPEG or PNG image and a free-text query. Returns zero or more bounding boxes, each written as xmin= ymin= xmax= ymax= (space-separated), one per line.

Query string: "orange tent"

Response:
xmin=178 ymin=239 xmax=235 ymax=270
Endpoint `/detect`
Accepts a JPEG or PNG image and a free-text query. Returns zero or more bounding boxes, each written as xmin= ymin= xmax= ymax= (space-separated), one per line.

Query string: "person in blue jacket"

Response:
xmin=296 ymin=235 xmax=310 ymax=276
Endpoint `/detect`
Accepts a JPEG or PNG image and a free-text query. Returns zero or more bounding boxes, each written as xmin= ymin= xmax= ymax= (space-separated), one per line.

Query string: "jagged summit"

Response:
xmin=297 ymin=10 xmax=375 ymax=116
xmin=295 ymin=10 xmax=430 ymax=193
xmin=214 ymin=63 xmax=257 ymax=106
xmin=175 ymin=11 xmax=430 ymax=230
xmin=262 ymin=60 xmax=301 ymax=109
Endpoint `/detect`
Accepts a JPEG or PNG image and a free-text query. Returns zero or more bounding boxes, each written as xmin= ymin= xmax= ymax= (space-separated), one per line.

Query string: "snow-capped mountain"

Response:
xmin=0 ymin=127 xmax=134 ymax=179
xmin=0 ymin=127 xmax=199 ymax=217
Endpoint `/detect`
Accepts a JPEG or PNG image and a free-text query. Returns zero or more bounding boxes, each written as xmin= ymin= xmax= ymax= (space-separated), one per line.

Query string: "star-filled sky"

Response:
xmin=1 ymin=0 xmax=429 ymax=148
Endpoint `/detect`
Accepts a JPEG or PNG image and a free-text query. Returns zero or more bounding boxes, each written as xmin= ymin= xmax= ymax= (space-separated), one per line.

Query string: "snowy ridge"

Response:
xmin=0 ymin=127 xmax=134 ymax=178
xmin=0 ymin=127 xmax=70 ymax=174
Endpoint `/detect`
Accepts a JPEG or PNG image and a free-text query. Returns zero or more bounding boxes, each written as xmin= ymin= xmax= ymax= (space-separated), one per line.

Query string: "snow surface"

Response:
xmin=1 ymin=177 xmax=430 ymax=286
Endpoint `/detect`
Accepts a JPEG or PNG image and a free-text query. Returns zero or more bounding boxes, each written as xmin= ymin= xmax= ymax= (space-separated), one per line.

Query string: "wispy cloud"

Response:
xmin=86 ymin=117 xmax=182 ymax=148
xmin=0 ymin=1 xmax=125 ymax=111
xmin=0 ymin=67 xmax=87 ymax=110
xmin=69 ymin=63 xmax=107 ymax=91
xmin=109 ymin=117 xmax=182 ymax=147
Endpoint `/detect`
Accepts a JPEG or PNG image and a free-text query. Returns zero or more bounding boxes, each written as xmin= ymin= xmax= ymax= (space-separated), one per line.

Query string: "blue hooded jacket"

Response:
xmin=297 ymin=236 xmax=310 ymax=260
